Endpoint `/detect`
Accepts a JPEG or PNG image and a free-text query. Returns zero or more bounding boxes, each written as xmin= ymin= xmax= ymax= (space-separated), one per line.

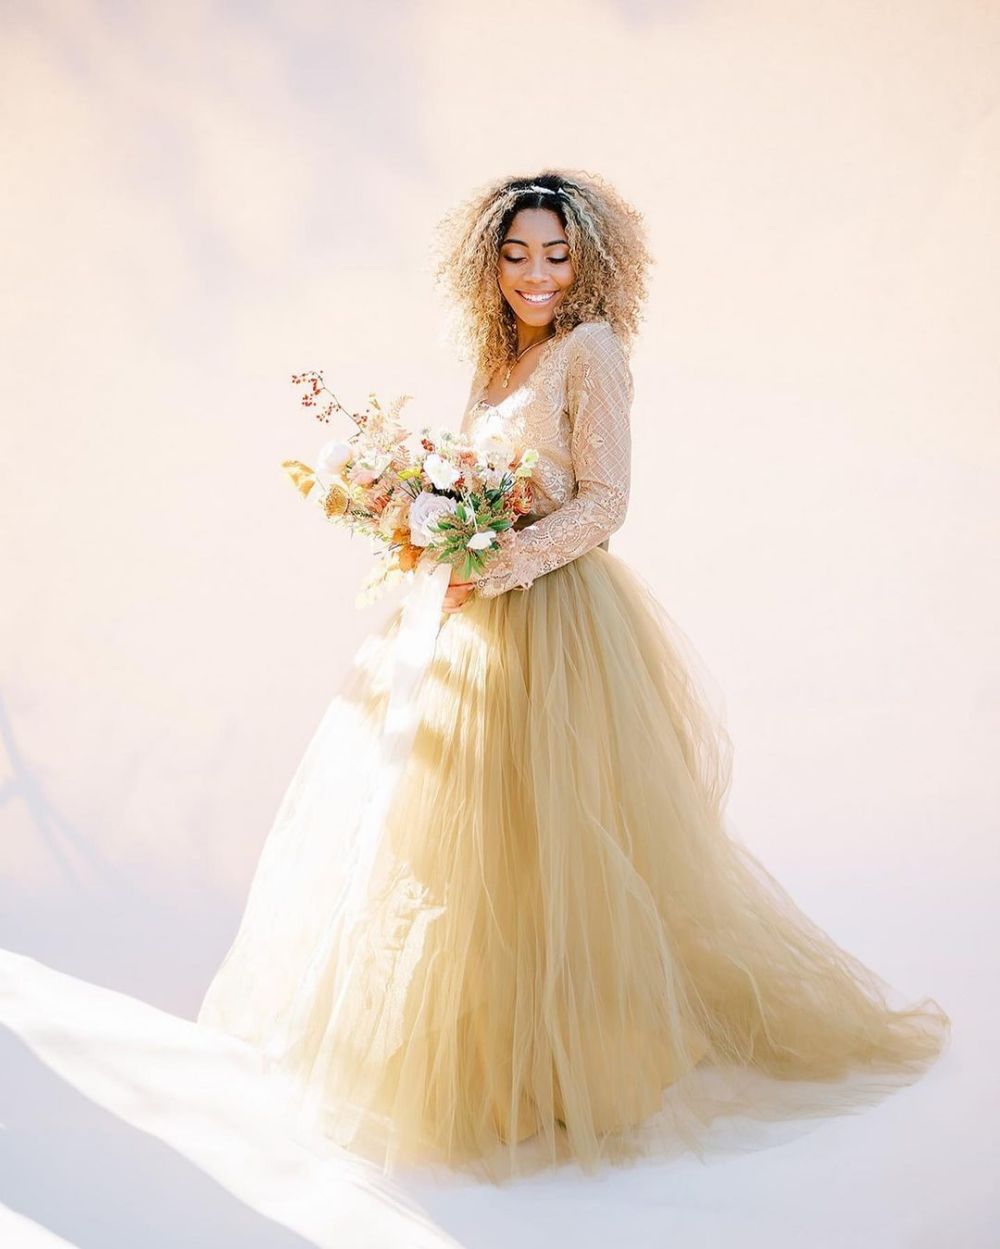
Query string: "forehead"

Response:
xmin=502 ymin=206 xmax=567 ymax=242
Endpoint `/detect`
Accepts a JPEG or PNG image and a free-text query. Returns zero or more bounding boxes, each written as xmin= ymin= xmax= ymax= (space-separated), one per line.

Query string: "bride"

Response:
xmin=198 ymin=169 xmax=950 ymax=1183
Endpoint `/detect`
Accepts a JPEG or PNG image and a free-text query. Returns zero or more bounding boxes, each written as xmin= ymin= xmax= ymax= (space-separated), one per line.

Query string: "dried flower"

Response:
xmin=282 ymin=460 xmax=318 ymax=498
xmin=323 ymin=484 xmax=351 ymax=519
xmin=285 ymin=374 xmax=539 ymax=605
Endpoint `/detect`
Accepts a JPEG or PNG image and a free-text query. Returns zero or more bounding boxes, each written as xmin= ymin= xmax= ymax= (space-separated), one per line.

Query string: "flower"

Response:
xmin=377 ymin=497 xmax=410 ymax=539
xmin=323 ymin=483 xmax=351 ymax=519
xmin=510 ymin=478 xmax=535 ymax=514
xmin=287 ymin=370 xmax=544 ymax=608
xmin=408 ymin=490 xmax=459 ymax=546
xmin=470 ymin=411 xmax=519 ymax=469
xmin=514 ymin=447 xmax=539 ymax=478
xmin=317 ymin=440 xmax=352 ymax=475
xmin=472 ymin=429 xmax=517 ymax=470
xmin=423 ymin=452 xmax=461 ymax=491
xmin=398 ymin=542 xmax=423 ymax=572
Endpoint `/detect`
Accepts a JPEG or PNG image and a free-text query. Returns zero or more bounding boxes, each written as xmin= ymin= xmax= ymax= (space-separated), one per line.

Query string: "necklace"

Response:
xmin=501 ymin=331 xmax=555 ymax=389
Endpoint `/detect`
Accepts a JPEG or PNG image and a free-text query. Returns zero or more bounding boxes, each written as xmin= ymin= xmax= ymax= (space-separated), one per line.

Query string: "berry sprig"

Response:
xmin=291 ymin=370 xmax=369 ymax=430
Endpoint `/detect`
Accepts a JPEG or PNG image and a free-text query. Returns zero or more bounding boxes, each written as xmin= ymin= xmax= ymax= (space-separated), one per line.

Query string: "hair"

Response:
xmin=432 ymin=169 xmax=653 ymax=379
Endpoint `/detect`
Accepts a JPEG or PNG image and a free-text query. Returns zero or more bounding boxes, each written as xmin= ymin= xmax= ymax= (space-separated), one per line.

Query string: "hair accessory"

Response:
xmin=524 ymin=183 xmax=560 ymax=196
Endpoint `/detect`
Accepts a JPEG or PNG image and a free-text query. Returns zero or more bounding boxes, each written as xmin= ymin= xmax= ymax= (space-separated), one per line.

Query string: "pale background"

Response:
xmin=1 ymin=2 xmax=997 ymax=1247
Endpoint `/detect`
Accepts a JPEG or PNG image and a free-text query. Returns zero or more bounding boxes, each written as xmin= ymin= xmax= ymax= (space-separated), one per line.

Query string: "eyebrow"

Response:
xmin=501 ymin=238 xmax=568 ymax=248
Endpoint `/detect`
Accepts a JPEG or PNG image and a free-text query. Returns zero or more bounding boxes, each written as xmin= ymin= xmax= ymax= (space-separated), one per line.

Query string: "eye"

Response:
xmin=550 ymin=257 xmax=569 ymax=264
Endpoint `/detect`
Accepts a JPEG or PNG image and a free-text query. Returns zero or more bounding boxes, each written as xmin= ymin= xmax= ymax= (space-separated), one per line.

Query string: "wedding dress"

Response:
xmin=198 ymin=320 xmax=950 ymax=1182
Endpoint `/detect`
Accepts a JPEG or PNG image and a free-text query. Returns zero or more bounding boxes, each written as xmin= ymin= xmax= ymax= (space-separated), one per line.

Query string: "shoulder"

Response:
xmin=565 ymin=318 xmax=625 ymax=349
xmin=563 ymin=319 xmax=630 ymax=371
xmin=563 ymin=319 xmax=632 ymax=391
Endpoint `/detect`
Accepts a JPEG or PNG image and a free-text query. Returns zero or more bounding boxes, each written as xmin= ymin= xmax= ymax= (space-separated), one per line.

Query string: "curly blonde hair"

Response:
xmin=432 ymin=169 xmax=653 ymax=379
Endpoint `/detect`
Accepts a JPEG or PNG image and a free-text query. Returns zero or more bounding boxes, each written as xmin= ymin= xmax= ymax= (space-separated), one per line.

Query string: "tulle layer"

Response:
xmin=198 ymin=547 xmax=950 ymax=1182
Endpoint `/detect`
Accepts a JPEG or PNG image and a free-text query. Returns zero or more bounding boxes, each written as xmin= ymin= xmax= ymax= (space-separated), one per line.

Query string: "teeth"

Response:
xmin=519 ymin=291 xmax=555 ymax=303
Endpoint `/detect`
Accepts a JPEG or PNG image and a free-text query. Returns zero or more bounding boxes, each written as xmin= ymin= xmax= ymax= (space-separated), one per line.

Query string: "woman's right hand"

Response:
xmin=442 ymin=571 xmax=477 ymax=613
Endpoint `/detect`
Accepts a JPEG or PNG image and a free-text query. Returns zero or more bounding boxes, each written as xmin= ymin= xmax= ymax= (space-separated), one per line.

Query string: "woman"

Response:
xmin=198 ymin=170 xmax=949 ymax=1183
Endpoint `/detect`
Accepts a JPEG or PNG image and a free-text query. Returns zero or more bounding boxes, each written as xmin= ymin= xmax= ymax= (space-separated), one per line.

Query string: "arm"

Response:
xmin=473 ymin=321 xmax=634 ymax=598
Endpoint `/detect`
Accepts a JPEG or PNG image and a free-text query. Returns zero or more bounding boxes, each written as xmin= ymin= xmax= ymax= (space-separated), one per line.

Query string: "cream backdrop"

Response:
xmin=1 ymin=0 xmax=996 ymax=1041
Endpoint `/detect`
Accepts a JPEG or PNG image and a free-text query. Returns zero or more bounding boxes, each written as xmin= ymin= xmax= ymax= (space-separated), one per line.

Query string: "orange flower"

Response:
xmin=324 ymin=484 xmax=350 ymax=519
xmin=511 ymin=480 xmax=535 ymax=514
xmin=398 ymin=542 xmax=423 ymax=572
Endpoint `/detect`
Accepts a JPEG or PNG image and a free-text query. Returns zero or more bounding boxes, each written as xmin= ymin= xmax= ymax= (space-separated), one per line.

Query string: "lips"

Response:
xmin=517 ymin=291 xmax=557 ymax=304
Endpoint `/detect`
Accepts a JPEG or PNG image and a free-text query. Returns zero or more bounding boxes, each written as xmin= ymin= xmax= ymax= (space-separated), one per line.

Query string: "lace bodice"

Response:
xmin=459 ymin=319 xmax=634 ymax=598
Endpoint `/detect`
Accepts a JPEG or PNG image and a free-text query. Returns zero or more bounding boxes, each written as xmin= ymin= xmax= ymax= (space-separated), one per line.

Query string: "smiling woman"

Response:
xmin=197 ymin=169 xmax=950 ymax=1184
xmin=483 ymin=212 xmax=575 ymax=404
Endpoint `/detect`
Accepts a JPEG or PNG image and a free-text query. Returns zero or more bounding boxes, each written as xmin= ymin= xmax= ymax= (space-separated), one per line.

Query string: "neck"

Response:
xmin=515 ymin=322 xmax=556 ymax=355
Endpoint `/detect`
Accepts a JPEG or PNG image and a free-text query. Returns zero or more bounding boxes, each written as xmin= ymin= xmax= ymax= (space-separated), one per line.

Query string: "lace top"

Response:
xmin=459 ymin=319 xmax=634 ymax=598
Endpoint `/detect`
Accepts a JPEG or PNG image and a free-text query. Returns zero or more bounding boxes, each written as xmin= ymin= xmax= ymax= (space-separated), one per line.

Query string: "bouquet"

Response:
xmin=282 ymin=369 xmax=539 ymax=606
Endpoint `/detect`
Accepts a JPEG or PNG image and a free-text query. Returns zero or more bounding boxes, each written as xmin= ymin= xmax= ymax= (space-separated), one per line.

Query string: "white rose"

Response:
xmin=423 ymin=452 xmax=461 ymax=491
xmin=467 ymin=530 xmax=496 ymax=551
xmin=408 ymin=491 xmax=459 ymax=546
xmin=472 ymin=429 xmax=517 ymax=470
xmin=317 ymin=439 xmax=352 ymax=475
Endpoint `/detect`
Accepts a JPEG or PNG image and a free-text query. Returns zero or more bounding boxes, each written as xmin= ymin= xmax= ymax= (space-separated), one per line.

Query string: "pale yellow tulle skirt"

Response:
xmin=198 ymin=546 xmax=950 ymax=1182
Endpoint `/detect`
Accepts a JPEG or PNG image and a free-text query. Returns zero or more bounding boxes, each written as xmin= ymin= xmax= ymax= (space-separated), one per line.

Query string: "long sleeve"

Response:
xmin=474 ymin=321 xmax=633 ymax=598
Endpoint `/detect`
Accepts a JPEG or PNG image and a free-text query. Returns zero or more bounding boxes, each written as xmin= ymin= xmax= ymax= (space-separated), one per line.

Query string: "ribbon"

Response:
xmin=340 ymin=556 xmax=453 ymax=923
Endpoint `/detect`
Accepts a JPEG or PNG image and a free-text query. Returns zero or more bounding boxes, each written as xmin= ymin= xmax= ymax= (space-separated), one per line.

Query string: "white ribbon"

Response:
xmin=340 ymin=557 xmax=453 ymax=923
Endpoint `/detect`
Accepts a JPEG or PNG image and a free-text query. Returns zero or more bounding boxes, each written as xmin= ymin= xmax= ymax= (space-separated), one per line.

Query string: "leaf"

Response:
xmin=281 ymin=460 xmax=317 ymax=498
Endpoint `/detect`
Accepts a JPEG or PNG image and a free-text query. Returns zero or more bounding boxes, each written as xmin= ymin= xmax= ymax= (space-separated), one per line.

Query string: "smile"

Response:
xmin=517 ymin=291 xmax=557 ymax=304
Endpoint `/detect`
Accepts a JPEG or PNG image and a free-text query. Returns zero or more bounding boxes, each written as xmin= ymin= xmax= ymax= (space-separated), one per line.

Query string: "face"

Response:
xmin=497 ymin=207 xmax=575 ymax=329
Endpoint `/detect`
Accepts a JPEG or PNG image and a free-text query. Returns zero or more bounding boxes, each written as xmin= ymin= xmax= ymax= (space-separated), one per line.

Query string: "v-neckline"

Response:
xmin=474 ymin=331 xmax=565 ymax=413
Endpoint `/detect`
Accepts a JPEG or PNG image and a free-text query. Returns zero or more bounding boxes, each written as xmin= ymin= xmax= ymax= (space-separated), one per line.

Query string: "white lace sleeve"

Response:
xmin=474 ymin=322 xmax=633 ymax=599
